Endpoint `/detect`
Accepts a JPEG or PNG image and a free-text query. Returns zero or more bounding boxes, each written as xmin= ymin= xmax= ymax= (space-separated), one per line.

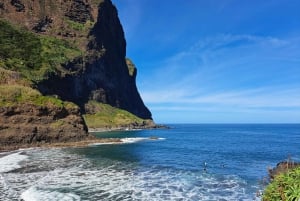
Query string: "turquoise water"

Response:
xmin=1 ymin=124 xmax=299 ymax=200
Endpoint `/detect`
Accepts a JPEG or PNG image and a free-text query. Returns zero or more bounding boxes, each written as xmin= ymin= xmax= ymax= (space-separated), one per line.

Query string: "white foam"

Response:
xmin=157 ymin=137 xmax=166 ymax=140
xmin=121 ymin=137 xmax=166 ymax=144
xmin=0 ymin=152 xmax=28 ymax=173
xmin=21 ymin=187 xmax=80 ymax=201
xmin=88 ymin=142 xmax=120 ymax=146
xmin=120 ymin=137 xmax=148 ymax=143
xmin=1 ymin=148 xmax=260 ymax=201
xmin=89 ymin=137 xmax=166 ymax=146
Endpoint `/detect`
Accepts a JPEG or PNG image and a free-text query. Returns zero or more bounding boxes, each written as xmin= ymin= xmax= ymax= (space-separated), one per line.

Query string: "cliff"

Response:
xmin=0 ymin=0 xmax=153 ymax=148
xmin=0 ymin=85 xmax=89 ymax=147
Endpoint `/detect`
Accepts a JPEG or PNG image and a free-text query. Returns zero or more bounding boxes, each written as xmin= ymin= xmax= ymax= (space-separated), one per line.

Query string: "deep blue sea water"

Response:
xmin=0 ymin=124 xmax=299 ymax=200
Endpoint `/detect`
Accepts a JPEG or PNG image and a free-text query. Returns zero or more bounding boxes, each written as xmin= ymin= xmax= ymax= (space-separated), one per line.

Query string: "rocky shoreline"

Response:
xmin=0 ymin=138 xmax=119 ymax=153
xmin=268 ymin=160 xmax=300 ymax=180
xmin=0 ymin=102 xmax=90 ymax=149
xmin=0 ymin=125 xmax=169 ymax=153
xmin=88 ymin=124 xmax=169 ymax=133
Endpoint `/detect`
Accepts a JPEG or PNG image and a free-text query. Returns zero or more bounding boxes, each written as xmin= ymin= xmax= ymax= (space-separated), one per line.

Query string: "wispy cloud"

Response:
xmin=139 ymin=34 xmax=300 ymax=122
xmin=142 ymin=86 xmax=300 ymax=108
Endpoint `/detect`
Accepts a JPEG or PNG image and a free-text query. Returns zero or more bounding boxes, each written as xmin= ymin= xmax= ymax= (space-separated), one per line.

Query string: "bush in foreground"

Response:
xmin=263 ymin=166 xmax=300 ymax=201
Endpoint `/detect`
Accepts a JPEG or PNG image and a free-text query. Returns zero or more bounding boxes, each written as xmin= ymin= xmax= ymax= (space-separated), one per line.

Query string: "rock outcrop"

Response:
xmin=0 ymin=0 xmax=151 ymax=119
xmin=65 ymin=0 xmax=94 ymax=23
xmin=0 ymin=103 xmax=89 ymax=146
xmin=0 ymin=0 xmax=154 ymax=149
xmin=268 ymin=161 xmax=300 ymax=180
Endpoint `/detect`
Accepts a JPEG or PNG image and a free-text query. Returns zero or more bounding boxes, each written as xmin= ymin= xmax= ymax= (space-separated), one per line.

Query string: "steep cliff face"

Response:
xmin=0 ymin=0 xmax=151 ymax=119
xmin=88 ymin=2 xmax=152 ymax=119
xmin=0 ymin=0 xmax=153 ymax=147
xmin=37 ymin=0 xmax=151 ymax=119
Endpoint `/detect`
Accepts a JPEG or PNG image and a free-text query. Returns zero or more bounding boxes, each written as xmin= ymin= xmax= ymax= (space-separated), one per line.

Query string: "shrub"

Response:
xmin=0 ymin=20 xmax=82 ymax=82
xmin=0 ymin=85 xmax=77 ymax=108
xmin=83 ymin=101 xmax=144 ymax=128
xmin=263 ymin=167 xmax=300 ymax=201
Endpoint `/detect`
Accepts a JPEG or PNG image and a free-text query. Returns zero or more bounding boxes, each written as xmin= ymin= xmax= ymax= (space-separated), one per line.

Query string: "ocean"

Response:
xmin=0 ymin=124 xmax=299 ymax=200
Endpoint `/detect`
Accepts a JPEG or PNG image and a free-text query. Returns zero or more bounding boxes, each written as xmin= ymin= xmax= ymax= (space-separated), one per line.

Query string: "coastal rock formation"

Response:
xmin=0 ymin=103 xmax=89 ymax=147
xmin=65 ymin=0 xmax=93 ymax=23
xmin=0 ymin=0 xmax=151 ymax=119
xmin=0 ymin=0 xmax=153 ymax=148
xmin=268 ymin=161 xmax=300 ymax=180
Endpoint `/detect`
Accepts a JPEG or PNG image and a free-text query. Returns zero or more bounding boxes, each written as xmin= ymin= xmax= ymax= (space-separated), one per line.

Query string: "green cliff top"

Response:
xmin=0 ymin=20 xmax=82 ymax=83
xmin=83 ymin=101 xmax=147 ymax=128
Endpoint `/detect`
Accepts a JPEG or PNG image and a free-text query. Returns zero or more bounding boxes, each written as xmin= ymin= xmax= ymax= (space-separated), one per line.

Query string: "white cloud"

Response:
xmin=142 ymin=86 xmax=300 ymax=109
xmin=138 ymin=34 xmax=300 ymax=122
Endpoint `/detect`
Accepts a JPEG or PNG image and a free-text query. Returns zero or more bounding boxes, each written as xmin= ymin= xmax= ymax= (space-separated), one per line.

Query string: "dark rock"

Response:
xmin=0 ymin=2 xmax=4 ymax=10
xmin=62 ymin=31 xmax=76 ymax=37
xmin=62 ymin=56 xmax=85 ymax=72
xmin=32 ymin=16 xmax=53 ymax=33
xmin=0 ymin=0 xmax=155 ymax=150
xmin=10 ymin=0 xmax=25 ymax=12
xmin=268 ymin=161 xmax=300 ymax=180
xmin=87 ymin=1 xmax=151 ymax=119
xmin=37 ymin=1 xmax=152 ymax=120
xmin=65 ymin=0 xmax=93 ymax=23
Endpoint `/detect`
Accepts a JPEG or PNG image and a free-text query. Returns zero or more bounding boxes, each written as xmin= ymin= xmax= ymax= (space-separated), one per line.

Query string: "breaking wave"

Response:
xmin=0 ymin=152 xmax=28 ymax=173
xmin=0 ymin=148 xmax=260 ymax=201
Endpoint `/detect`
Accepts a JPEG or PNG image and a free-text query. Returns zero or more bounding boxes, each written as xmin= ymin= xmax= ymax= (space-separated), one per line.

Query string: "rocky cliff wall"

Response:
xmin=0 ymin=103 xmax=89 ymax=147
xmin=0 ymin=0 xmax=152 ymax=119
xmin=0 ymin=0 xmax=153 ymax=148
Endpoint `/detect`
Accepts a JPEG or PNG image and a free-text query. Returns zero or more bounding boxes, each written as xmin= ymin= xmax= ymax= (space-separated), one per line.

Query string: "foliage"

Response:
xmin=0 ymin=84 xmax=76 ymax=108
xmin=263 ymin=167 xmax=300 ymax=201
xmin=83 ymin=101 xmax=144 ymax=128
xmin=66 ymin=19 xmax=86 ymax=31
xmin=0 ymin=20 xmax=42 ymax=70
xmin=0 ymin=20 xmax=82 ymax=82
xmin=66 ymin=19 xmax=94 ymax=32
xmin=50 ymin=120 xmax=66 ymax=128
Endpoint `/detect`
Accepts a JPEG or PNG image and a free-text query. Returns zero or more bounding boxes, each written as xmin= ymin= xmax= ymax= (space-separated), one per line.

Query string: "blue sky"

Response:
xmin=113 ymin=0 xmax=300 ymax=123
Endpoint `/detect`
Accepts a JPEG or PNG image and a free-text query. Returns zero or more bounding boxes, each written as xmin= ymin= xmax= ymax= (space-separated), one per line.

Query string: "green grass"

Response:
xmin=66 ymin=19 xmax=86 ymax=31
xmin=263 ymin=167 xmax=300 ymax=201
xmin=0 ymin=84 xmax=77 ymax=108
xmin=0 ymin=67 xmax=30 ymax=85
xmin=50 ymin=120 xmax=66 ymax=128
xmin=0 ymin=20 xmax=42 ymax=70
xmin=66 ymin=19 xmax=95 ymax=32
xmin=83 ymin=101 xmax=145 ymax=128
xmin=0 ymin=20 xmax=82 ymax=82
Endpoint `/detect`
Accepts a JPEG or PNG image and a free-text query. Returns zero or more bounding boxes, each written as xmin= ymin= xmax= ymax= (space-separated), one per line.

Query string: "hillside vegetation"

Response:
xmin=83 ymin=101 xmax=150 ymax=129
xmin=0 ymin=0 xmax=154 ymax=149
xmin=0 ymin=84 xmax=77 ymax=109
xmin=0 ymin=20 xmax=82 ymax=83
xmin=263 ymin=167 xmax=300 ymax=201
